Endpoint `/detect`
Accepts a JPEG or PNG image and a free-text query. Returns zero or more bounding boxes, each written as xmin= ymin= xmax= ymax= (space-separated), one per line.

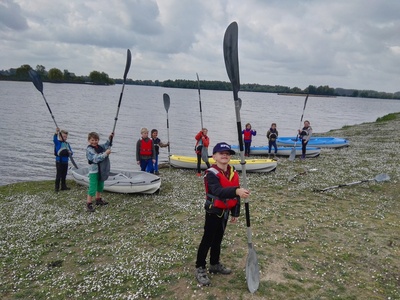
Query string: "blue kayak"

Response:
xmin=231 ymin=145 xmax=321 ymax=157
xmin=276 ymin=136 xmax=349 ymax=148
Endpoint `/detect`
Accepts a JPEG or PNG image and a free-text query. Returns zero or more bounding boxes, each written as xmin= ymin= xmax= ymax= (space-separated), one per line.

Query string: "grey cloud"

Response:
xmin=0 ymin=0 xmax=28 ymax=30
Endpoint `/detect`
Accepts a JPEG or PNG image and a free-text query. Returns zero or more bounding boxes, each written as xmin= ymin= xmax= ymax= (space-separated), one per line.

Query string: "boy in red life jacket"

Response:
xmin=136 ymin=127 xmax=156 ymax=172
xmin=195 ymin=128 xmax=211 ymax=176
xmin=242 ymin=123 xmax=256 ymax=156
xmin=195 ymin=142 xmax=250 ymax=286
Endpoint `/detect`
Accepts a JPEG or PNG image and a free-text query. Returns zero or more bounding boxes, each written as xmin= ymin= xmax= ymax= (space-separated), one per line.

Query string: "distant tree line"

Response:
xmin=0 ymin=64 xmax=114 ymax=85
xmin=1 ymin=64 xmax=399 ymax=100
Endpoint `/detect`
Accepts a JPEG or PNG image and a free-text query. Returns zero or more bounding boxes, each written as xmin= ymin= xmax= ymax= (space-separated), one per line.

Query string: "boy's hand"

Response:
xmin=236 ymin=188 xmax=250 ymax=198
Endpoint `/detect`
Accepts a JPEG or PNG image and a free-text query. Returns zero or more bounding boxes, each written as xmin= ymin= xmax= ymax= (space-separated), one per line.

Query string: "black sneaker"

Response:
xmin=86 ymin=203 xmax=95 ymax=212
xmin=61 ymin=187 xmax=71 ymax=191
xmin=209 ymin=263 xmax=231 ymax=274
xmin=96 ymin=198 xmax=109 ymax=206
xmin=195 ymin=267 xmax=211 ymax=286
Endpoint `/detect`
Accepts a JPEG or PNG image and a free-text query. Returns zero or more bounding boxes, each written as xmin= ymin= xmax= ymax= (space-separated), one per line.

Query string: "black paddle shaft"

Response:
xmin=196 ymin=73 xmax=204 ymax=129
xmin=163 ymin=93 xmax=171 ymax=161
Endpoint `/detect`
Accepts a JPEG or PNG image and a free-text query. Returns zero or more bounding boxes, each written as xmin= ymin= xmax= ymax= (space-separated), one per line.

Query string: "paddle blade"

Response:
xmin=375 ymin=173 xmax=390 ymax=182
xmin=28 ymin=69 xmax=43 ymax=94
xmin=123 ymin=49 xmax=132 ymax=82
xmin=246 ymin=247 xmax=260 ymax=293
xmin=288 ymin=147 xmax=296 ymax=161
xmin=163 ymin=93 xmax=170 ymax=112
xmin=223 ymin=21 xmax=240 ymax=98
xmin=201 ymin=146 xmax=209 ymax=163
xmin=303 ymin=94 xmax=309 ymax=111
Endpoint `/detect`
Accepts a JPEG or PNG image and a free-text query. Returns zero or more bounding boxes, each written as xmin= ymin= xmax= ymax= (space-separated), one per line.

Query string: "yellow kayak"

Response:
xmin=169 ymin=155 xmax=277 ymax=173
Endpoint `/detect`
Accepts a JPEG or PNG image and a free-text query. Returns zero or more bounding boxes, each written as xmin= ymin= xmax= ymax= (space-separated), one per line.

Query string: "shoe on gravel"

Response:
xmin=95 ymin=198 xmax=109 ymax=206
xmin=86 ymin=202 xmax=95 ymax=212
xmin=195 ymin=267 xmax=211 ymax=286
xmin=209 ymin=263 xmax=231 ymax=274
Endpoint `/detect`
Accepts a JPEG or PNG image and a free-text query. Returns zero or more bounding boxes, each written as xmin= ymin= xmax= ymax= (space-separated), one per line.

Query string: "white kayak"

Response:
xmin=71 ymin=167 xmax=161 ymax=194
xmin=231 ymin=145 xmax=321 ymax=157
xmin=169 ymin=155 xmax=277 ymax=173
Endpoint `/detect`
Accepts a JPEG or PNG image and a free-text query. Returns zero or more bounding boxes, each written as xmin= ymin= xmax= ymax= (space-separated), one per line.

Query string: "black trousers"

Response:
xmin=55 ymin=162 xmax=68 ymax=189
xmin=301 ymin=140 xmax=309 ymax=157
xmin=196 ymin=212 xmax=228 ymax=268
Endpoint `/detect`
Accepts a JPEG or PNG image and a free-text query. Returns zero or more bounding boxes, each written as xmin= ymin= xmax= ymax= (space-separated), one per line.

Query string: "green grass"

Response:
xmin=1 ymin=113 xmax=400 ymax=299
xmin=376 ymin=112 xmax=398 ymax=122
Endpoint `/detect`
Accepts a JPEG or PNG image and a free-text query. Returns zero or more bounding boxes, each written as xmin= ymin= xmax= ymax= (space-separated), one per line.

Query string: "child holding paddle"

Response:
xmin=86 ymin=132 xmax=113 ymax=212
xmin=195 ymin=128 xmax=211 ymax=176
xmin=53 ymin=127 xmax=73 ymax=192
xmin=195 ymin=142 xmax=250 ymax=286
xmin=299 ymin=120 xmax=313 ymax=159
xmin=146 ymin=129 xmax=169 ymax=175
xmin=242 ymin=123 xmax=256 ymax=156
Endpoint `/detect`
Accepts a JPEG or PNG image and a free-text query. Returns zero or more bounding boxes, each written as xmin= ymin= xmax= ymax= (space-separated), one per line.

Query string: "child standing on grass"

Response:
xmin=195 ymin=128 xmax=211 ymax=176
xmin=266 ymin=122 xmax=278 ymax=158
xmin=136 ymin=127 xmax=156 ymax=172
xmin=146 ymin=129 xmax=169 ymax=175
xmin=242 ymin=123 xmax=256 ymax=156
xmin=86 ymin=132 xmax=113 ymax=213
xmin=195 ymin=142 xmax=250 ymax=286
xmin=53 ymin=127 xmax=73 ymax=192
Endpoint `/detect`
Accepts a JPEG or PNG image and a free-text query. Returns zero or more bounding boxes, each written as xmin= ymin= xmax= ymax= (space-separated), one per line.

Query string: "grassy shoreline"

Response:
xmin=1 ymin=113 xmax=399 ymax=299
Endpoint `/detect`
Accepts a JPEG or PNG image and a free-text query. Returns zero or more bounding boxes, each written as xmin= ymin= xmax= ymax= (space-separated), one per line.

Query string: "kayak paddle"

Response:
xmin=28 ymin=69 xmax=79 ymax=169
xmin=314 ymin=173 xmax=390 ymax=192
xmin=110 ymin=49 xmax=132 ymax=146
xmin=196 ymin=73 xmax=204 ymax=129
xmin=289 ymin=94 xmax=309 ymax=161
xmin=223 ymin=21 xmax=260 ymax=294
xmin=163 ymin=93 xmax=171 ymax=167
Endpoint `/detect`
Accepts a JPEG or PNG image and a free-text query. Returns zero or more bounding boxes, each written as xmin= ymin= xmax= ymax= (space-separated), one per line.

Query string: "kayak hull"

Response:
xmin=71 ymin=167 xmax=161 ymax=194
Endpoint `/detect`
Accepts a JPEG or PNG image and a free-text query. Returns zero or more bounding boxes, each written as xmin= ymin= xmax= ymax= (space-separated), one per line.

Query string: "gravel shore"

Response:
xmin=0 ymin=112 xmax=399 ymax=299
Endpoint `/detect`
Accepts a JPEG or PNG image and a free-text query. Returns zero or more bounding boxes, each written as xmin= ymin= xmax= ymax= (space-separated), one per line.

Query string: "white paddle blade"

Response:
xmin=288 ymin=147 xmax=296 ymax=161
xmin=375 ymin=173 xmax=390 ymax=182
xmin=246 ymin=247 xmax=260 ymax=293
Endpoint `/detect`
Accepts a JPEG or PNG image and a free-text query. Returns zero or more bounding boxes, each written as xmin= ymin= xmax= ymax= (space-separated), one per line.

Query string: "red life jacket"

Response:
xmin=243 ymin=130 xmax=252 ymax=141
xmin=205 ymin=166 xmax=239 ymax=210
xmin=140 ymin=138 xmax=153 ymax=156
xmin=195 ymin=131 xmax=210 ymax=148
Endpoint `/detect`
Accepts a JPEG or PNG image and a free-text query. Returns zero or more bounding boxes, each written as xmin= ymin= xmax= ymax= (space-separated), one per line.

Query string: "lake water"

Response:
xmin=1 ymin=81 xmax=400 ymax=186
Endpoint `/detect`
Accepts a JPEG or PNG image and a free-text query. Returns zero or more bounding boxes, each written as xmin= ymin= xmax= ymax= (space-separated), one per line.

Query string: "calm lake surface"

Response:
xmin=1 ymin=81 xmax=400 ymax=186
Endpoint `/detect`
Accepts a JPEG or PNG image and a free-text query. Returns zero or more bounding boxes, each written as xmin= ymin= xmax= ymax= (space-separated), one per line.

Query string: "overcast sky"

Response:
xmin=1 ymin=0 xmax=400 ymax=93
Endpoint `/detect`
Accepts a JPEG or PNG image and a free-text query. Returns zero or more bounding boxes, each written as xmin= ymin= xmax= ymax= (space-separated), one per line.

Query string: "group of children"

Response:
xmin=52 ymin=127 xmax=169 ymax=212
xmin=242 ymin=121 xmax=312 ymax=159
xmin=194 ymin=120 xmax=313 ymax=176
xmin=53 ymin=121 xmax=312 ymax=286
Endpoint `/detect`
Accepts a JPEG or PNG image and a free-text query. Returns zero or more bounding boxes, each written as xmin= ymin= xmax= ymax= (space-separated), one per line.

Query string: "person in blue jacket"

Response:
xmin=53 ymin=127 xmax=73 ymax=192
